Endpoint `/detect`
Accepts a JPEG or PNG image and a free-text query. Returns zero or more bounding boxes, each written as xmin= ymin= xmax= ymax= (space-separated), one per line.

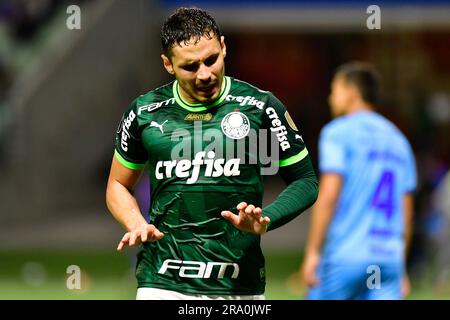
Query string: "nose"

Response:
xmin=197 ymin=64 xmax=212 ymax=82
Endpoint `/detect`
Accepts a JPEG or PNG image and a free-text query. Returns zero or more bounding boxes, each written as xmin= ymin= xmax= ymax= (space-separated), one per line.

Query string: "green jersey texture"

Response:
xmin=114 ymin=76 xmax=309 ymax=295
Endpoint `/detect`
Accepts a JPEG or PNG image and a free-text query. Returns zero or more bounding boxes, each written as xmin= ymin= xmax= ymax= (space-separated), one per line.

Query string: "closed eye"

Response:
xmin=204 ymin=54 xmax=219 ymax=66
xmin=180 ymin=53 xmax=219 ymax=71
xmin=181 ymin=63 xmax=198 ymax=72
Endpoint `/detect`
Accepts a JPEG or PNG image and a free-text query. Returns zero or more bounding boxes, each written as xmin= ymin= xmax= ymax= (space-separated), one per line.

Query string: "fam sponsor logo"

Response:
xmin=158 ymin=259 xmax=239 ymax=279
xmin=155 ymin=151 xmax=241 ymax=184
xmin=266 ymin=107 xmax=291 ymax=151
xmin=120 ymin=110 xmax=136 ymax=152
xmin=137 ymin=98 xmax=175 ymax=115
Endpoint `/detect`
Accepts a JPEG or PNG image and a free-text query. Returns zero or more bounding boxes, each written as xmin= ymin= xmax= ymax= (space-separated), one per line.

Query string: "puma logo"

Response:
xmin=150 ymin=120 xmax=168 ymax=134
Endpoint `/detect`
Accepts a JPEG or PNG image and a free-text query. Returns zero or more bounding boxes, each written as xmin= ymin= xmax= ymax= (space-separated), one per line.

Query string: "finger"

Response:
xmin=148 ymin=225 xmax=164 ymax=241
xmin=253 ymin=207 xmax=262 ymax=216
xmin=236 ymin=202 xmax=247 ymax=211
xmin=117 ymin=240 xmax=126 ymax=251
xmin=117 ymin=233 xmax=130 ymax=251
xmin=303 ymin=269 xmax=313 ymax=286
xmin=117 ymin=233 xmax=131 ymax=250
xmin=254 ymin=217 xmax=270 ymax=229
xmin=245 ymin=204 xmax=255 ymax=215
xmin=221 ymin=210 xmax=240 ymax=226
xmin=305 ymin=270 xmax=320 ymax=287
xmin=250 ymin=207 xmax=266 ymax=223
xmin=260 ymin=216 xmax=271 ymax=225
xmin=129 ymin=231 xmax=139 ymax=247
xmin=248 ymin=207 xmax=269 ymax=225
xmin=140 ymin=227 xmax=148 ymax=243
xmin=145 ymin=224 xmax=155 ymax=241
xmin=154 ymin=228 xmax=164 ymax=240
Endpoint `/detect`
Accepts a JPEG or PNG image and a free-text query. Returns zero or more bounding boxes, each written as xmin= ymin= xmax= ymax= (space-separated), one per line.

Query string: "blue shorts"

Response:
xmin=306 ymin=262 xmax=402 ymax=300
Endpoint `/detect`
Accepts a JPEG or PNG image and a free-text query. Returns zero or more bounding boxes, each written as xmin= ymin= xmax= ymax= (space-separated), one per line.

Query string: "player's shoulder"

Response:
xmin=228 ymin=77 xmax=289 ymax=115
xmin=229 ymin=77 xmax=275 ymax=102
xmin=320 ymin=112 xmax=369 ymax=146
xmin=371 ymin=112 xmax=411 ymax=145
xmin=324 ymin=111 xmax=386 ymax=134
xmin=321 ymin=114 xmax=352 ymax=137
xmin=127 ymin=81 xmax=176 ymax=115
xmin=229 ymin=77 xmax=270 ymax=95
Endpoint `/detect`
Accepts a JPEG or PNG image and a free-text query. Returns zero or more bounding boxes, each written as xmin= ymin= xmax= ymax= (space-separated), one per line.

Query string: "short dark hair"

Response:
xmin=335 ymin=62 xmax=381 ymax=105
xmin=161 ymin=7 xmax=222 ymax=56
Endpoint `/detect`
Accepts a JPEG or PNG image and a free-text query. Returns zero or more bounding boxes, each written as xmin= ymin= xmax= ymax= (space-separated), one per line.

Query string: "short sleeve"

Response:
xmin=114 ymin=100 xmax=148 ymax=170
xmin=263 ymin=94 xmax=309 ymax=168
xmin=318 ymin=125 xmax=346 ymax=175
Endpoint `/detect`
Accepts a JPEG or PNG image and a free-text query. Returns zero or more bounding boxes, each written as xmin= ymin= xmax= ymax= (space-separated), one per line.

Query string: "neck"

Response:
xmin=346 ymin=100 xmax=373 ymax=115
xmin=179 ymin=86 xmax=198 ymax=105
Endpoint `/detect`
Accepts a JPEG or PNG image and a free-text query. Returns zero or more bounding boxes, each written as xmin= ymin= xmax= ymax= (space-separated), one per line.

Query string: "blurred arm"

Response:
xmin=305 ymin=173 xmax=342 ymax=255
xmin=401 ymin=193 xmax=414 ymax=297
xmin=403 ymin=193 xmax=414 ymax=259
xmin=300 ymin=172 xmax=342 ymax=287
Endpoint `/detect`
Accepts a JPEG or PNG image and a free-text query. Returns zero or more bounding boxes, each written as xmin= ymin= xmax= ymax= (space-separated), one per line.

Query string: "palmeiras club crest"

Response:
xmin=221 ymin=111 xmax=250 ymax=139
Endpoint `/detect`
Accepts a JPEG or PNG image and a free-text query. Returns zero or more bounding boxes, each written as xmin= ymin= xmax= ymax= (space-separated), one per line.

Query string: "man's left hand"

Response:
xmin=221 ymin=202 xmax=270 ymax=235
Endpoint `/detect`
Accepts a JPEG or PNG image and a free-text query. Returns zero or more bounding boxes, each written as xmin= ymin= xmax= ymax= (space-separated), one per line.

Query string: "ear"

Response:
xmin=161 ymin=54 xmax=174 ymax=75
xmin=220 ymin=36 xmax=226 ymax=58
xmin=348 ymin=83 xmax=360 ymax=101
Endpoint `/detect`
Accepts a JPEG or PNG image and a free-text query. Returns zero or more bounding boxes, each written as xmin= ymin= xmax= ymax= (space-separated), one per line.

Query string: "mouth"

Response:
xmin=197 ymin=85 xmax=214 ymax=93
xmin=197 ymin=84 xmax=215 ymax=93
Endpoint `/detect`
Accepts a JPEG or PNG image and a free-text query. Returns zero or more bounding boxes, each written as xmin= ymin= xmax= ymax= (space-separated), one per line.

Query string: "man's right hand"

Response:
xmin=301 ymin=251 xmax=321 ymax=288
xmin=117 ymin=224 xmax=164 ymax=251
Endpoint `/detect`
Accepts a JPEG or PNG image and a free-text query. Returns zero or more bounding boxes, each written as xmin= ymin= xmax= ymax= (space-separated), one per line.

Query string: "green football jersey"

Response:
xmin=114 ymin=76 xmax=308 ymax=295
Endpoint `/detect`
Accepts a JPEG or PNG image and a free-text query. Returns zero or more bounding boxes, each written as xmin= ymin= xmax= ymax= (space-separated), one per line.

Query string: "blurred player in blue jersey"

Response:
xmin=300 ymin=62 xmax=417 ymax=300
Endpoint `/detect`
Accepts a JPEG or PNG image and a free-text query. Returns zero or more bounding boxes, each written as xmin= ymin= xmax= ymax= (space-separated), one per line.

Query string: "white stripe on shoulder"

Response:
xmin=234 ymin=78 xmax=269 ymax=93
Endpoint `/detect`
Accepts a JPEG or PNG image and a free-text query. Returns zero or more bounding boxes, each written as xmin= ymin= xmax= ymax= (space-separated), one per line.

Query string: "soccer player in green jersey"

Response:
xmin=106 ymin=7 xmax=318 ymax=300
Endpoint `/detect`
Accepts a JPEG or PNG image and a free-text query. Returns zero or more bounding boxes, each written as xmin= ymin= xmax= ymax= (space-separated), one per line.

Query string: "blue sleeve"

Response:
xmin=319 ymin=124 xmax=346 ymax=175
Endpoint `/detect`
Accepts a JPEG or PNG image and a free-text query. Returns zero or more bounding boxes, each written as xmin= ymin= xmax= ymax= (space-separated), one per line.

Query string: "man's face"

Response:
xmin=328 ymin=75 xmax=353 ymax=117
xmin=162 ymin=34 xmax=226 ymax=104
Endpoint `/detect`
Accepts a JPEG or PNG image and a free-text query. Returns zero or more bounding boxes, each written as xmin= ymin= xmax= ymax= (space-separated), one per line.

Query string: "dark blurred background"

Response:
xmin=0 ymin=0 xmax=449 ymax=299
